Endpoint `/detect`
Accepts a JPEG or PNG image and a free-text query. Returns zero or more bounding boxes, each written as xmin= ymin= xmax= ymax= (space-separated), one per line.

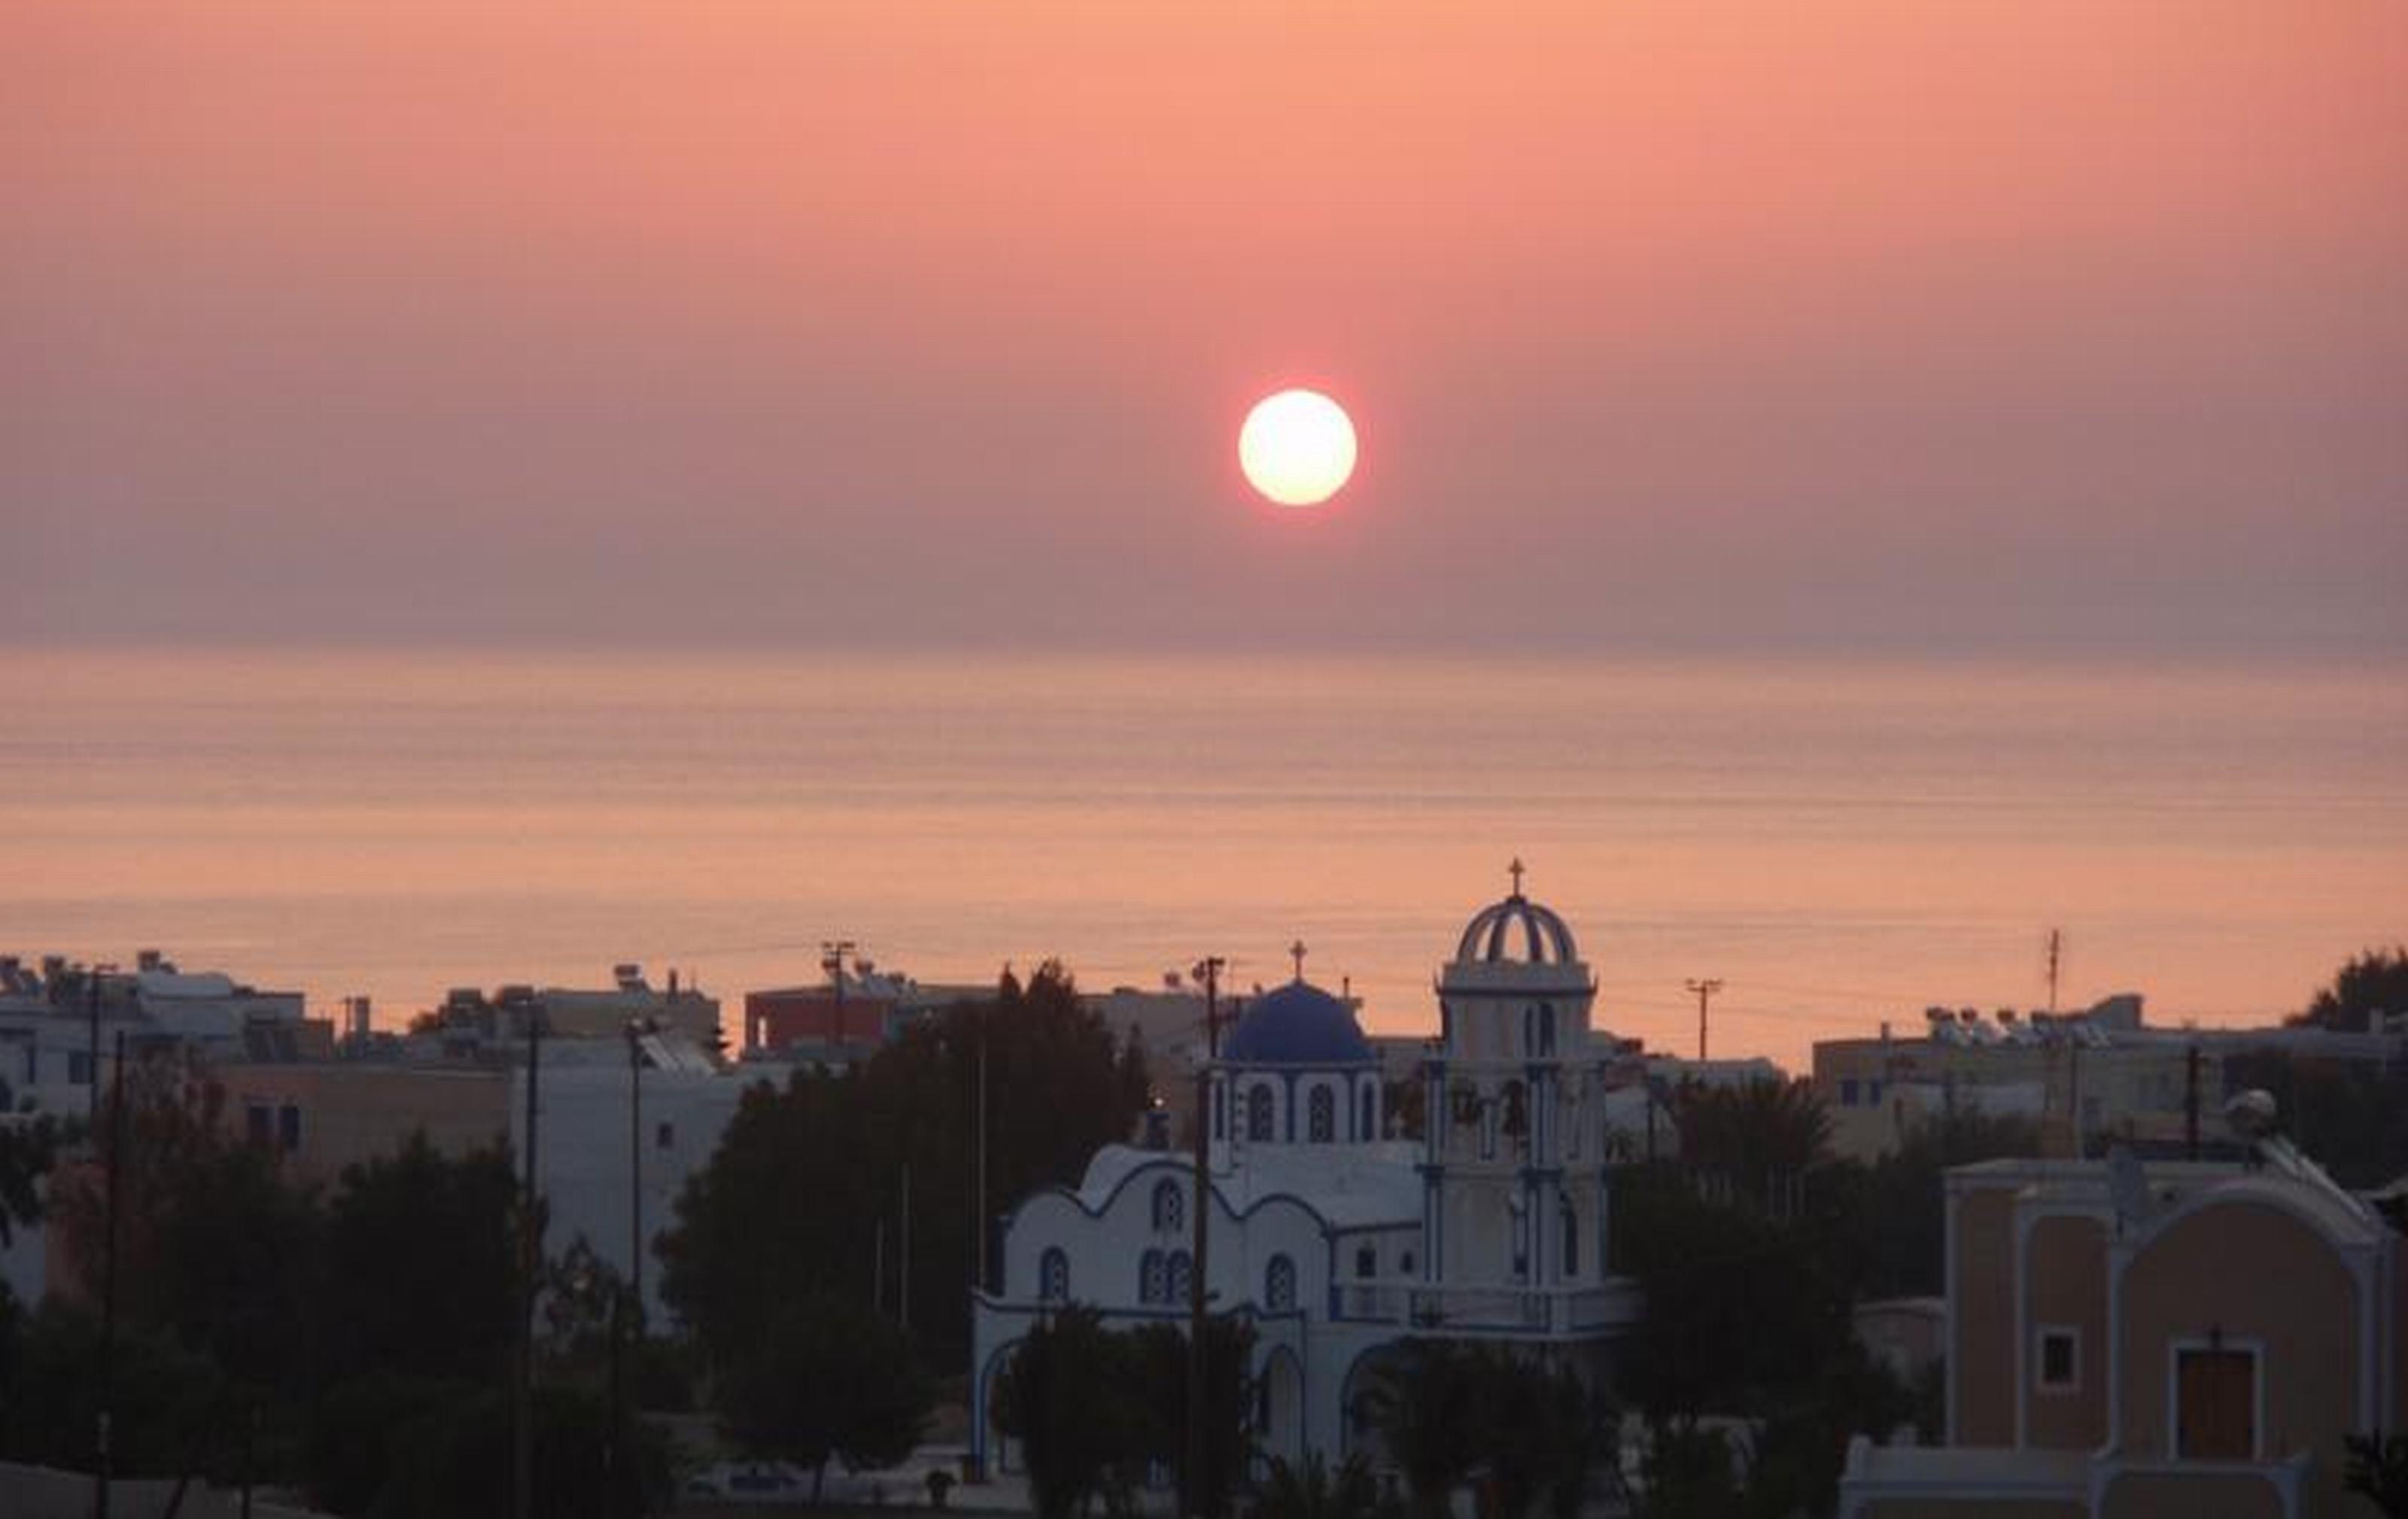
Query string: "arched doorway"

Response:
xmin=1260 ymin=1347 xmax=1305 ymax=1464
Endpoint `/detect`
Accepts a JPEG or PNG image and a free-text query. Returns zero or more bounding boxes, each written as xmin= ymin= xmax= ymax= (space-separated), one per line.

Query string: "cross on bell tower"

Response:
xmin=1508 ymin=857 xmax=1526 ymax=899
xmin=1289 ymin=939 xmax=1308 ymax=982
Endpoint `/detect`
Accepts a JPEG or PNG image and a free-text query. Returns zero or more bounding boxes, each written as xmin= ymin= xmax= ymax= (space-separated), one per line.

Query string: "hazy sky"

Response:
xmin=9 ymin=2 xmax=2405 ymax=655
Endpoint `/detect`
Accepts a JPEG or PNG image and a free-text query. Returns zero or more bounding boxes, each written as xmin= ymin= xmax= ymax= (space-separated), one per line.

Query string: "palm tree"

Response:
xmin=1672 ymin=1079 xmax=1831 ymax=1219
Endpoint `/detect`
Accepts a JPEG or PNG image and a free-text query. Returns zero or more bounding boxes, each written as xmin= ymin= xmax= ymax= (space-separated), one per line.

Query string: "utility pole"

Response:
xmin=512 ymin=1008 xmax=542 ymax=1519
xmin=613 ymin=1015 xmax=655 ymax=1519
xmin=2185 ymin=1043 xmax=2202 ymax=1161
xmin=974 ymin=1008 xmax=990 ymax=1293
xmin=1184 ymin=956 xmax=1224 ymax=1519
xmin=84 ymin=960 xmax=117 ymax=1127
xmin=822 ymin=939 xmax=857 ymax=1045
xmin=1686 ymin=979 xmax=1723 ymax=1063
xmin=95 ymin=1029 xmax=126 ymax=1519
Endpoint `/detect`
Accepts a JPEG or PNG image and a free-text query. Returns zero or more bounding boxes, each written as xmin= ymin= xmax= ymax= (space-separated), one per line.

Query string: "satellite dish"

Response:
xmin=2224 ymin=1088 xmax=2279 ymax=1140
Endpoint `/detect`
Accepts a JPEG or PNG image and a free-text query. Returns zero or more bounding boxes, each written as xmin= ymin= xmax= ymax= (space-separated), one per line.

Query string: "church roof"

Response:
xmin=1455 ymin=893 xmax=1579 ymax=966
xmin=1222 ymin=980 xmax=1373 ymax=1066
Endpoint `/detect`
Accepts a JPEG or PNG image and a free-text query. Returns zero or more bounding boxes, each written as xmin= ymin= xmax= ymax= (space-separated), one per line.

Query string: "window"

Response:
xmin=1868 ymin=1079 xmax=1884 ymax=1104
xmin=1141 ymin=1250 xmax=1167 ymax=1303
xmin=1039 ymin=1248 xmax=1070 ymax=1303
xmin=1359 ymin=1085 xmax=1375 ymax=1139
xmin=1248 ymin=1085 xmax=1275 ymax=1143
xmin=69 ymin=1052 xmax=93 ymax=1087
xmin=1265 ymin=1254 xmax=1297 ymax=1311
xmin=245 ymin=1103 xmax=274 ymax=1147
xmin=277 ymin=1103 xmax=302 ymax=1151
xmin=656 ymin=1120 xmax=674 ymax=1149
xmin=2037 ymin=1328 xmax=2078 ymax=1392
xmin=1309 ymin=1086 xmax=1335 ymax=1143
xmin=1167 ymin=1250 xmax=1193 ymax=1304
xmin=1561 ymin=1195 xmax=1579 ymax=1276
xmin=1152 ymin=1180 xmax=1184 ymax=1232
xmin=2175 ymin=1346 xmax=2256 ymax=1460
xmin=1354 ymin=1245 xmax=1376 ymax=1279
xmin=1839 ymin=1079 xmax=1861 ymax=1107
xmin=1537 ymin=1004 xmax=1556 ymax=1055
xmin=1399 ymin=1251 xmax=1415 ymax=1275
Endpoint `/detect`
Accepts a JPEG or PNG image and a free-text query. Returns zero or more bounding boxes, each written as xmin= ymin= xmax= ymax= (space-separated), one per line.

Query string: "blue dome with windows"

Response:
xmin=1221 ymin=980 xmax=1373 ymax=1066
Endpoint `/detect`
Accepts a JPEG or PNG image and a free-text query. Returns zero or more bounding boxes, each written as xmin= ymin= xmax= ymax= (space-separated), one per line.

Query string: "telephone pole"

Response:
xmin=822 ymin=939 xmax=857 ymax=1043
xmin=1184 ymin=956 xmax=1224 ymax=1519
xmin=512 ymin=1007 xmax=542 ymax=1519
xmin=1686 ymin=978 xmax=1723 ymax=1062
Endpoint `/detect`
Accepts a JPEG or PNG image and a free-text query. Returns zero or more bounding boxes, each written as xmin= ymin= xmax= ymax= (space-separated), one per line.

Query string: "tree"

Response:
xmin=661 ymin=961 xmax=1151 ymax=1372
xmin=991 ymin=1307 xmax=1149 ymax=1519
xmin=2292 ymin=947 xmax=2408 ymax=1033
xmin=1484 ymin=1358 xmax=1598 ymax=1519
xmin=314 ymin=1134 xmax=521 ymax=1390
xmin=713 ymin=1293 xmax=931 ymax=1503
xmin=1830 ymin=1110 xmax=2042 ymax=1300
xmin=1366 ymin=1341 xmax=1488 ymax=1519
xmin=1126 ymin=1317 xmax=1255 ymax=1519
xmin=296 ymin=1136 xmax=530 ymax=1514
xmin=1611 ymin=1167 xmax=1849 ymax=1423
xmin=0 ymin=1300 xmax=228 ymax=1478
xmin=1250 ymin=1452 xmax=1381 ymax=1519
xmin=46 ymin=1054 xmax=322 ymax=1413
xmin=0 ymin=1113 xmax=75 ymax=1250
xmin=1671 ymin=1079 xmax=1831 ymax=1218
xmin=2347 ymin=1432 xmax=2408 ymax=1517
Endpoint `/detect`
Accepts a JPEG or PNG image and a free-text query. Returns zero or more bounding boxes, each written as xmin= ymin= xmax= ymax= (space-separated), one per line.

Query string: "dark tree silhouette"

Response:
xmin=2291 ymin=947 xmax=2408 ymax=1033
xmin=713 ymin=1293 xmax=930 ymax=1503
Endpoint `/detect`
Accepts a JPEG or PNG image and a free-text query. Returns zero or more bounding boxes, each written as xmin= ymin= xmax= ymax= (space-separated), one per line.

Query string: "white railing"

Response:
xmin=1332 ymin=1279 xmax=1640 ymax=1332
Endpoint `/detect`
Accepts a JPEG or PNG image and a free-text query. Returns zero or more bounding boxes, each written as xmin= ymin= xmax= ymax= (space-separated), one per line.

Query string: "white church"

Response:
xmin=970 ymin=867 xmax=1642 ymax=1475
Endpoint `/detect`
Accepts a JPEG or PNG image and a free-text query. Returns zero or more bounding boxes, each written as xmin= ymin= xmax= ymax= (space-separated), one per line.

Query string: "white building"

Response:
xmin=970 ymin=873 xmax=1643 ymax=1476
xmin=510 ymin=1033 xmax=762 ymax=1322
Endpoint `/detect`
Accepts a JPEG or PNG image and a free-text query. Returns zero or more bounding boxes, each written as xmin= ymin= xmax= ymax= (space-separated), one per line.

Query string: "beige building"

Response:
xmin=214 ymin=1060 xmax=510 ymax=1187
xmin=1841 ymin=1143 xmax=2406 ymax=1518
xmin=1815 ymin=997 xmax=2197 ymax=1161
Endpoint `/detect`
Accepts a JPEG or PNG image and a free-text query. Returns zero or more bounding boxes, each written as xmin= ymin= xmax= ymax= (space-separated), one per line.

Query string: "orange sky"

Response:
xmin=8 ymin=2 xmax=2405 ymax=653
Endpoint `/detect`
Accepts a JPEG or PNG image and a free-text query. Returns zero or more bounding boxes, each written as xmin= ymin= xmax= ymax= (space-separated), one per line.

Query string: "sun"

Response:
xmin=1239 ymin=389 xmax=1357 ymax=507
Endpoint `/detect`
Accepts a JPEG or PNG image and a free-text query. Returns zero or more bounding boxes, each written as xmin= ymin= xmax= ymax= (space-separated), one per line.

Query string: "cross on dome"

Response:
xmin=1289 ymin=939 xmax=1308 ymax=981
xmin=1508 ymin=857 xmax=1526 ymax=899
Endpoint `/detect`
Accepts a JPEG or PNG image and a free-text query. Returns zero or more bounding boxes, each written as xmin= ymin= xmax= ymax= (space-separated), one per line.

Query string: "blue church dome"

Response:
xmin=1221 ymin=980 xmax=1373 ymax=1066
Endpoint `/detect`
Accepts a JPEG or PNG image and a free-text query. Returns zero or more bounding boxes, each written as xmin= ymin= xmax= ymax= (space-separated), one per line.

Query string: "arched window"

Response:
xmin=1140 ymin=1249 xmax=1166 ymax=1303
xmin=1167 ymin=1250 xmax=1193 ymax=1304
xmin=1561 ymin=1195 xmax=1579 ymax=1276
xmin=1265 ymin=1254 xmax=1297 ymax=1311
xmin=1152 ymin=1179 xmax=1184 ymax=1232
xmin=1537 ymin=1003 xmax=1556 ymax=1055
xmin=1359 ymin=1084 xmax=1376 ymax=1140
xmin=1040 ymin=1248 xmax=1070 ymax=1303
xmin=1308 ymin=1085 xmax=1336 ymax=1143
xmin=1247 ymin=1084 xmax=1275 ymax=1143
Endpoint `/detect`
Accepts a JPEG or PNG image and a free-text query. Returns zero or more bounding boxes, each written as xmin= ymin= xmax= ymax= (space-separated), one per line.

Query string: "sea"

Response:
xmin=2 ymin=646 xmax=2400 ymax=1073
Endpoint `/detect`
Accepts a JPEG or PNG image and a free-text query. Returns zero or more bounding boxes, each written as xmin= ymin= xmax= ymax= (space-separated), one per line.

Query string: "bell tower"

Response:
xmin=1419 ymin=861 xmax=1610 ymax=1292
